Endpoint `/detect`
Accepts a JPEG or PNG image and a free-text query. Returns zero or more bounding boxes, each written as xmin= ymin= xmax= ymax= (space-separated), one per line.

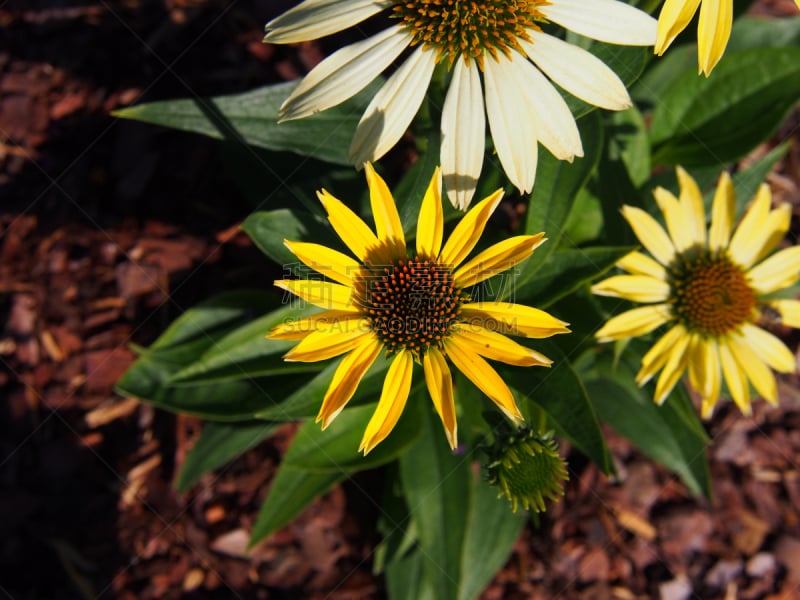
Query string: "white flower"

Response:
xmin=265 ymin=0 xmax=657 ymax=209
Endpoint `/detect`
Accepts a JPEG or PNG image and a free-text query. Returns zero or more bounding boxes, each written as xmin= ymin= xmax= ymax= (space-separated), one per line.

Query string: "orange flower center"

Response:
xmin=355 ymin=256 xmax=465 ymax=356
xmin=391 ymin=0 xmax=547 ymax=67
xmin=670 ymin=251 xmax=756 ymax=337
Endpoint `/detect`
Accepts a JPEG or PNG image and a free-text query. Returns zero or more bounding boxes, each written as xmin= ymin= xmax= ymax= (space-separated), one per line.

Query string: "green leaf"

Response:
xmin=116 ymin=291 xmax=277 ymax=401
xmin=176 ymin=420 xmax=281 ymax=492
xmin=113 ymin=79 xmax=383 ymax=165
xmin=457 ymin=476 xmax=526 ymax=600
xmin=282 ymin=398 xmax=422 ymax=472
xmin=386 ymin=546 xmax=436 ymax=600
xmin=374 ymin=468 xmax=419 ymax=575
xmin=560 ymin=187 xmax=603 ymax=245
xmin=591 ymin=149 xmax=642 ymax=248
xmin=168 ymin=306 xmax=313 ymax=384
xmin=242 ymin=209 xmax=342 ymax=266
xmin=523 ymin=111 xmax=603 ymax=277
xmin=127 ymin=368 xmax=308 ymax=421
xmin=514 ymin=246 xmax=633 ymax=309
xmin=607 ymin=105 xmax=650 ymax=187
xmin=585 ymin=371 xmax=711 ymax=497
xmin=632 ymin=45 xmax=697 ymax=110
xmin=399 ymin=407 xmax=471 ymax=600
xmin=728 ymin=141 xmax=790 ymax=216
xmin=727 ymin=16 xmax=800 ymax=53
xmin=650 ymin=47 xmax=800 ymax=167
xmin=503 ymin=345 xmax=612 ymax=474
xmin=254 ymin=357 xmax=385 ymax=420
xmin=250 ymin=465 xmax=346 ymax=545
xmin=152 ymin=290 xmax=275 ymax=352
xmin=248 ymin=392 xmax=420 ymax=547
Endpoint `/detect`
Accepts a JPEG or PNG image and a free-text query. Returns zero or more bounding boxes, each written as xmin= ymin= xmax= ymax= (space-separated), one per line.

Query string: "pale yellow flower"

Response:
xmin=593 ymin=167 xmax=799 ymax=417
xmin=264 ymin=0 xmax=657 ymax=209
xmin=270 ymin=164 xmax=569 ymax=453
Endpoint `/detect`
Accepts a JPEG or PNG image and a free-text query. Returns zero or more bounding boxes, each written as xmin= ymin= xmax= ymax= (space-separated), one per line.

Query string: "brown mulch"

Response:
xmin=2 ymin=1 xmax=800 ymax=599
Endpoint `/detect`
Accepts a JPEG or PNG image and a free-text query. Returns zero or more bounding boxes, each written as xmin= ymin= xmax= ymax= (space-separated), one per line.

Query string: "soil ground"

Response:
xmin=2 ymin=1 xmax=800 ymax=598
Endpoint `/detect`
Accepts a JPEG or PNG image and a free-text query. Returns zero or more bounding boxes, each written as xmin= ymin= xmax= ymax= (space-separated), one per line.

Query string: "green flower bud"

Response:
xmin=485 ymin=427 xmax=568 ymax=513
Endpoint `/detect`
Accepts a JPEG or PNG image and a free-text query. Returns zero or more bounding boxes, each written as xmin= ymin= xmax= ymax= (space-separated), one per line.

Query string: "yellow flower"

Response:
xmin=269 ymin=164 xmax=570 ymax=454
xmin=655 ymin=0 xmax=733 ymax=76
xmin=264 ymin=0 xmax=657 ymax=209
xmin=593 ymin=167 xmax=799 ymax=417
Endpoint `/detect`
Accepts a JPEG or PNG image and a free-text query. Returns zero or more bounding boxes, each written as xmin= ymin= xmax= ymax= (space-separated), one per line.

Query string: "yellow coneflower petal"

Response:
xmin=676 ymin=166 xmax=707 ymax=247
xmin=753 ymin=204 xmax=792 ymax=265
xmin=283 ymin=320 xmax=371 ymax=362
xmin=284 ymin=240 xmax=361 ymax=286
xmin=653 ymin=332 xmax=691 ymax=404
xmin=618 ymin=251 xmax=667 ymax=281
xmin=269 ymin=310 xmax=363 ymax=341
xmin=364 ymin=162 xmax=406 ymax=255
xmin=655 ymin=0 xmax=700 ymax=55
xmin=653 ymin=335 xmax=691 ymax=405
xmin=771 ymin=299 xmax=800 ymax=329
xmin=621 ymin=205 xmax=676 ymax=266
xmin=709 ymin=171 xmax=735 ymax=252
xmin=654 ymin=186 xmax=694 ymax=253
xmin=719 ymin=340 xmax=752 ymax=415
xmin=317 ymin=334 xmax=383 ymax=429
xmin=453 ymin=233 xmax=546 ymax=289
xmin=274 ymin=279 xmax=357 ymax=311
xmin=740 ymin=323 xmax=796 ymax=373
xmin=748 ymin=246 xmax=800 ymax=295
xmin=439 ymin=190 xmax=503 ymax=268
xmin=694 ymin=338 xmax=722 ymax=419
xmin=697 ymin=0 xmax=732 ymax=75
xmin=728 ymin=184 xmax=772 ymax=268
xmin=451 ymin=325 xmax=553 ymax=367
xmin=595 ymin=304 xmax=671 ymax=342
xmin=591 ymin=274 xmax=671 ymax=303
xmin=317 ymin=189 xmax=380 ymax=261
xmin=728 ymin=333 xmax=777 ymax=405
xmin=423 ymin=347 xmax=457 ymax=450
xmin=416 ymin=166 xmax=444 ymax=258
xmin=444 ymin=338 xmax=523 ymax=423
xmin=636 ymin=324 xmax=687 ymax=386
xmin=359 ymin=350 xmax=414 ymax=454
xmin=461 ymin=302 xmax=570 ymax=339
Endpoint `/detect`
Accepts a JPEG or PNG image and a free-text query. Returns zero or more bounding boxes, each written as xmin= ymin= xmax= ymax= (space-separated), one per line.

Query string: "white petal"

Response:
xmin=521 ymin=32 xmax=631 ymax=111
xmin=441 ymin=57 xmax=486 ymax=211
xmin=349 ymin=46 xmax=437 ymax=165
xmin=264 ymin=0 xmax=391 ymax=44
xmin=484 ymin=54 xmax=538 ymax=194
xmin=279 ymin=27 xmax=409 ymax=121
xmin=516 ymin=53 xmax=583 ymax=162
xmin=544 ymin=0 xmax=657 ymax=46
